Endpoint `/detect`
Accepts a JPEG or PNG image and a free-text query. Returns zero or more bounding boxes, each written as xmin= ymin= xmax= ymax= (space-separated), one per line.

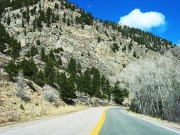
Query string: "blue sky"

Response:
xmin=70 ymin=0 xmax=180 ymax=45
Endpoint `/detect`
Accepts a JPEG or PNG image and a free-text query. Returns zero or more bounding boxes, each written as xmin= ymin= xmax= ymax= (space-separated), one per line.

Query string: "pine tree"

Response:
xmin=98 ymin=36 xmax=100 ymax=43
xmin=41 ymin=47 xmax=46 ymax=62
xmin=44 ymin=58 xmax=55 ymax=85
xmin=10 ymin=39 xmax=21 ymax=61
xmin=76 ymin=63 xmax=81 ymax=74
xmin=4 ymin=60 xmax=18 ymax=80
xmin=49 ymin=49 xmax=55 ymax=62
xmin=67 ymin=57 xmax=76 ymax=74
xmin=36 ymin=39 xmax=40 ymax=45
xmin=22 ymin=19 xmax=24 ymax=28
xmin=7 ymin=15 xmax=11 ymax=25
xmin=58 ymin=73 xmax=76 ymax=104
xmin=67 ymin=18 xmax=70 ymax=26
xmin=26 ymin=7 xmax=30 ymax=24
xmin=0 ymin=42 xmax=6 ymax=53
xmin=113 ymin=81 xmax=128 ymax=105
xmin=91 ymin=67 xmax=101 ymax=97
xmin=55 ymin=3 xmax=59 ymax=9
xmin=133 ymin=51 xmax=137 ymax=58
xmin=35 ymin=70 xmax=45 ymax=87
xmin=111 ymin=43 xmax=119 ymax=53
xmin=19 ymin=58 xmax=38 ymax=79
xmin=105 ymin=80 xmax=111 ymax=100
xmin=83 ymin=68 xmax=91 ymax=94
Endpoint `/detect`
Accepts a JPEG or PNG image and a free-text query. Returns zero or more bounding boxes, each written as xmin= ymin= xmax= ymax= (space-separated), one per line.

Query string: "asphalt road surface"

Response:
xmin=0 ymin=107 xmax=107 ymax=135
xmin=100 ymin=108 xmax=180 ymax=135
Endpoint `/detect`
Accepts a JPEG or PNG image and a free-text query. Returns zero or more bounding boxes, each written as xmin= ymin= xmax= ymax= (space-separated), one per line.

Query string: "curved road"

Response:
xmin=100 ymin=108 xmax=180 ymax=135
xmin=1 ymin=107 xmax=180 ymax=135
xmin=0 ymin=107 xmax=107 ymax=135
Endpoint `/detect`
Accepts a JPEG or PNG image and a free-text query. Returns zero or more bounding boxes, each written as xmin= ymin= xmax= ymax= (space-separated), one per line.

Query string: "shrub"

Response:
xmin=20 ymin=104 xmax=24 ymax=110
xmin=42 ymin=85 xmax=60 ymax=105
xmin=35 ymin=102 xmax=39 ymax=106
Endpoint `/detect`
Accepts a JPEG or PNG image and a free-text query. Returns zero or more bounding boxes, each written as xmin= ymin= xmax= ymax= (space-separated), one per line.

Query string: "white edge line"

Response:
xmin=120 ymin=109 xmax=180 ymax=134
xmin=1 ymin=108 xmax=91 ymax=135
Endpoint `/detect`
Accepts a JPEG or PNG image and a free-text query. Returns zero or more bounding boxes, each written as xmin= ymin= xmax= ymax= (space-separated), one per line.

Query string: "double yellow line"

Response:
xmin=90 ymin=109 xmax=107 ymax=135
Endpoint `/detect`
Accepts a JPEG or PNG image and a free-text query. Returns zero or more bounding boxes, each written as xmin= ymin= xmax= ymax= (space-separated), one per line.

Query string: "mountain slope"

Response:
xmin=0 ymin=0 xmax=179 ymax=124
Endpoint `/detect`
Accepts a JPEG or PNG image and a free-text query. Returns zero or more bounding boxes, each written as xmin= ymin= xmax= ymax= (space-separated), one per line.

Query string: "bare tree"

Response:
xmin=121 ymin=56 xmax=180 ymax=122
xmin=15 ymin=71 xmax=29 ymax=101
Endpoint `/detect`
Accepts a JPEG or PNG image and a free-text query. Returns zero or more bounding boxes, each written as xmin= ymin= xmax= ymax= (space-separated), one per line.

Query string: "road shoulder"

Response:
xmin=122 ymin=109 xmax=180 ymax=132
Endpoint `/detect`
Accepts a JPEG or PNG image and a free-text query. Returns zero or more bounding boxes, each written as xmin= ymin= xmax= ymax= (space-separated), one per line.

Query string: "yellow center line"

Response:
xmin=90 ymin=109 xmax=107 ymax=135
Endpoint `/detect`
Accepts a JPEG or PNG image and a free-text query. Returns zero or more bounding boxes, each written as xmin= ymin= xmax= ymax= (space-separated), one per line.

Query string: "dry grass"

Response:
xmin=0 ymin=117 xmax=15 ymax=124
xmin=18 ymin=104 xmax=88 ymax=123
xmin=0 ymin=73 xmax=88 ymax=126
xmin=0 ymin=117 xmax=6 ymax=123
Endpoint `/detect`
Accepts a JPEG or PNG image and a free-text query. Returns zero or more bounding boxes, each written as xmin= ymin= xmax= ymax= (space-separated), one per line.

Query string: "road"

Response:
xmin=1 ymin=107 xmax=180 ymax=135
xmin=0 ymin=107 xmax=107 ymax=135
xmin=100 ymin=108 xmax=180 ymax=135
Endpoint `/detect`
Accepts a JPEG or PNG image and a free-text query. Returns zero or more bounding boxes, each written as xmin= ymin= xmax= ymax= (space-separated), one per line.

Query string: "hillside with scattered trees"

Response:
xmin=0 ymin=0 xmax=179 ymax=124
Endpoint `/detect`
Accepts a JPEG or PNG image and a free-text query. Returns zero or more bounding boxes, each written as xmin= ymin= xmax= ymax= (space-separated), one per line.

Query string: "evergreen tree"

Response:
xmin=55 ymin=56 xmax=62 ymax=67
xmin=55 ymin=3 xmax=59 ymax=9
xmin=19 ymin=58 xmax=37 ymax=79
xmin=83 ymin=68 xmax=91 ymax=94
xmin=0 ymin=42 xmax=6 ymax=53
xmin=10 ymin=39 xmax=21 ymax=61
xmin=76 ymin=73 xmax=84 ymax=92
xmin=112 ymin=36 xmax=116 ymax=41
xmin=44 ymin=58 xmax=55 ymax=85
xmin=128 ymin=42 xmax=133 ymax=51
xmin=104 ymin=79 xmax=111 ymax=100
xmin=49 ymin=49 xmax=55 ymax=62
xmin=26 ymin=7 xmax=30 ymax=24
xmin=7 ymin=15 xmax=11 ymax=25
xmin=36 ymin=39 xmax=40 ymax=45
xmin=58 ymin=73 xmax=76 ymax=104
xmin=4 ymin=60 xmax=18 ymax=80
xmin=111 ymin=43 xmax=119 ymax=53
xmin=22 ymin=19 xmax=24 ymax=28
xmin=133 ymin=51 xmax=137 ymax=58
xmin=67 ymin=18 xmax=70 ymax=26
xmin=41 ymin=47 xmax=46 ymax=62
xmin=35 ymin=70 xmax=45 ymax=87
xmin=67 ymin=57 xmax=76 ymax=74
xmin=91 ymin=67 xmax=101 ymax=97
xmin=76 ymin=63 xmax=81 ymax=74
xmin=113 ymin=81 xmax=128 ymax=105
xmin=30 ymin=46 xmax=38 ymax=57
xmin=98 ymin=36 xmax=100 ymax=43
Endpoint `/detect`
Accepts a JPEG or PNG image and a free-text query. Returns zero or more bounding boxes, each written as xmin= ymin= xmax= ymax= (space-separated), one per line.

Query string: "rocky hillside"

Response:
xmin=0 ymin=0 xmax=178 ymax=124
xmin=0 ymin=0 xmax=174 ymax=81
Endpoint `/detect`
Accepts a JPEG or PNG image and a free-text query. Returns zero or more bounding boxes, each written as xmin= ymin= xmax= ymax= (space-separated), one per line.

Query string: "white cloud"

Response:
xmin=118 ymin=9 xmax=166 ymax=31
xmin=87 ymin=5 xmax=92 ymax=8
